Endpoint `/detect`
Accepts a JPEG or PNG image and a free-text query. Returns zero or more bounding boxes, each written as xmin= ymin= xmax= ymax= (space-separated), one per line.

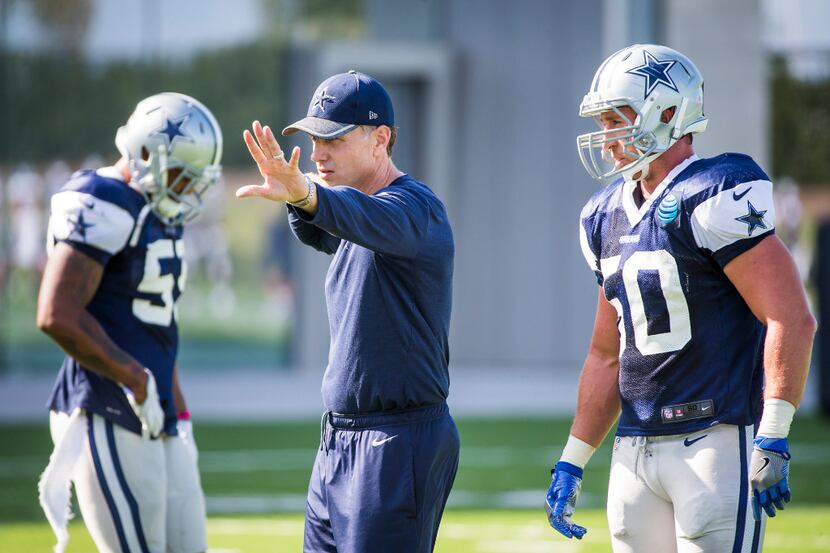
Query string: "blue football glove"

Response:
xmin=750 ymin=437 xmax=791 ymax=520
xmin=545 ymin=461 xmax=587 ymax=539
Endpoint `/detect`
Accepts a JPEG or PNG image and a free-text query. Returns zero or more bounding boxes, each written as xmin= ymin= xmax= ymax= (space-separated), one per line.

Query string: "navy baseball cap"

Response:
xmin=282 ymin=70 xmax=395 ymax=139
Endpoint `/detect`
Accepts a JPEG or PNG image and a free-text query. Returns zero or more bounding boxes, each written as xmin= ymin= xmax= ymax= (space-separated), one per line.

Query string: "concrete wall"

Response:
xmin=665 ymin=0 xmax=767 ymax=165
xmin=444 ymin=0 xmax=603 ymax=367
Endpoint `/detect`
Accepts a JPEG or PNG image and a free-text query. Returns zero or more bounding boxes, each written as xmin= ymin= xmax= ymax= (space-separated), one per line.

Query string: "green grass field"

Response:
xmin=1 ymin=416 xmax=829 ymax=552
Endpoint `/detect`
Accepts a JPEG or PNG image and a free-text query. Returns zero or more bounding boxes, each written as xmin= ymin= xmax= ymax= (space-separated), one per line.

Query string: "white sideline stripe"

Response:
xmin=207 ymin=494 xmax=308 ymax=513
xmin=6 ymin=442 xmax=830 ymax=478
xmin=198 ymin=445 xmax=552 ymax=473
xmin=204 ymin=490 xmax=602 ymax=514
xmin=209 ymin=518 xmax=305 ymax=535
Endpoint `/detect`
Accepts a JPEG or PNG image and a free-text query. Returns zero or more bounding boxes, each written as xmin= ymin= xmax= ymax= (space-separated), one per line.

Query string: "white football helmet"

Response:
xmin=576 ymin=44 xmax=707 ymax=182
xmin=115 ymin=92 xmax=223 ymax=225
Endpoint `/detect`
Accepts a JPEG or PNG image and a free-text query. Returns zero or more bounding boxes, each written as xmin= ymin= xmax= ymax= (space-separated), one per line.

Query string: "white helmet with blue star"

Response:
xmin=115 ymin=92 xmax=223 ymax=225
xmin=577 ymin=44 xmax=707 ymax=182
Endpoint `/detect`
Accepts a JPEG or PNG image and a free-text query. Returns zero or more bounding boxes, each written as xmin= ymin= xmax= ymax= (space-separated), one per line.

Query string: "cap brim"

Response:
xmin=282 ymin=117 xmax=357 ymax=139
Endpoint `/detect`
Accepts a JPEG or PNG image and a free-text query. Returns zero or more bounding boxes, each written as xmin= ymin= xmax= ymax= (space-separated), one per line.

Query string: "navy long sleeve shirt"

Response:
xmin=288 ymin=174 xmax=454 ymax=414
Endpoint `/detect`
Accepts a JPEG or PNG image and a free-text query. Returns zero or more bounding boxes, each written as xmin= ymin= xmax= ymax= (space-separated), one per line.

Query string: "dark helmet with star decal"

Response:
xmin=115 ymin=92 xmax=223 ymax=225
xmin=576 ymin=44 xmax=707 ymax=182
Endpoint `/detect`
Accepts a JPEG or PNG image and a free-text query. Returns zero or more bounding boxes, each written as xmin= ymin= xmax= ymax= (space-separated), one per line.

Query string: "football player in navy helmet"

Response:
xmin=37 ymin=92 xmax=221 ymax=553
xmin=545 ymin=44 xmax=815 ymax=552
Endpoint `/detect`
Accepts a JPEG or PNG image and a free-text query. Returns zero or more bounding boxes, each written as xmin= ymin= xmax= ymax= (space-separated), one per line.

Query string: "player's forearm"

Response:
xmin=762 ymin=315 xmax=816 ymax=407
xmin=39 ymin=306 xmax=145 ymax=393
xmin=570 ymin=351 xmax=621 ymax=448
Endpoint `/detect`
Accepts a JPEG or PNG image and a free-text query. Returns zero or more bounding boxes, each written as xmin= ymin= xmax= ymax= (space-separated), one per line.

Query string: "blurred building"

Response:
xmin=763 ymin=0 xmax=830 ymax=80
xmin=1 ymin=0 xmax=777 ymax=377
xmin=284 ymin=0 xmax=768 ymax=372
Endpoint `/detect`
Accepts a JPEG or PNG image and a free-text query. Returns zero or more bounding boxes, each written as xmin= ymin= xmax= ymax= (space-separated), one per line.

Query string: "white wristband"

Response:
xmin=757 ymin=398 xmax=796 ymax=438
xmin=559 ymin=434 xmax=596 ymax=469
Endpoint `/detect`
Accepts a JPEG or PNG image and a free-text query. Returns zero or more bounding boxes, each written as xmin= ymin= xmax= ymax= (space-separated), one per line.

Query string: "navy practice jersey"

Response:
xmin=288 ymin=175 xmax=454 ymax=414
xmin=579 ymin=154 xmax=775 ymax=436
xmin=46 ymin=168 xmax=185 ymax=436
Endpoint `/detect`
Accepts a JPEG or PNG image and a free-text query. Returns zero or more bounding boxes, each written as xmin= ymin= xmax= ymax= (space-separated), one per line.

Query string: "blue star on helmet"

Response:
xmin=626 ymin=50 xmax=680 ymax=99
xmin=67 ymin=209 xmax=94 ymax=241
xmin=735 ymin=201 xmax=768 ymax=236
xmin=156 ymin=115 xmax=190 ymax=146
xmin=313 ymin=87 xmax=336 ymax=112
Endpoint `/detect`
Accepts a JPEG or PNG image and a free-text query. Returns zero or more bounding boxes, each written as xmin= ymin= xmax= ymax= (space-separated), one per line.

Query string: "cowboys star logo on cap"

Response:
xmin=283 ymin=71 xmax=394 ymax=139
xmin=313 ymin=88 xmax=336 ymax=112
xmin=626 ymin=50 xmax=680 ymax=99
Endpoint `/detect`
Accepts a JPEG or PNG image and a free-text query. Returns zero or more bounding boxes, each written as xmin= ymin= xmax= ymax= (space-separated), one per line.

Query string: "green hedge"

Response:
xmin=0 ymin=41 xmax=286 ymax=168
xmin=770 ymin=57 xmax=830 ymax=187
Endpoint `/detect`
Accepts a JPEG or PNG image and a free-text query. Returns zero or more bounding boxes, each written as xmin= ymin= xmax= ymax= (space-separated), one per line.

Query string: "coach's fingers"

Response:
xmin=243 ymin=129 xmax=267 ymax=164
xmin=254 ymin=121 xmax=279 ymax=160
xmin=263 ymin=126 xmax=286 ymax=160
xmin=236 ymin=184 xmax=271 ymax=199
xmin=288 ymin=146 xmax=301 ymax=170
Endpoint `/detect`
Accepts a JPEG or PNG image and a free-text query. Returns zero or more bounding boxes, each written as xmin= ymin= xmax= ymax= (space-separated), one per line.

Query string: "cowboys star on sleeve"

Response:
xmin=689 ymin=178 xmax=775 ymax=267
xmin=49 ymin=190 xmax=134 ymax=262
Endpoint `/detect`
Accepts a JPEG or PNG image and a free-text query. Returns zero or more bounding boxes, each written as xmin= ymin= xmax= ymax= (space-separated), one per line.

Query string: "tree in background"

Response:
xmin=770 ymin=56 xmax=830 ymax=416
xmin=31 ymin=0 xmax=92 ymax=60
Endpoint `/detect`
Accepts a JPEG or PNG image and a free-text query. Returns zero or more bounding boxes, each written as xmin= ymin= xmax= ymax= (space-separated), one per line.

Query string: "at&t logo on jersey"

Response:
xmin=656 ymin=193 xmax=679 ymax=227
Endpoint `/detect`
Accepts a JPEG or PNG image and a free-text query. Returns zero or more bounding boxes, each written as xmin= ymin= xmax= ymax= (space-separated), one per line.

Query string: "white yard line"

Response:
xmin=3 ymin=443 xmax=829 ymax=479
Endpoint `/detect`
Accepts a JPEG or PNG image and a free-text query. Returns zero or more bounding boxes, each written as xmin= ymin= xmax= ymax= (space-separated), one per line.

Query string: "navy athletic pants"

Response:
xmin=304 ymin=402 xmax=460 ymax=553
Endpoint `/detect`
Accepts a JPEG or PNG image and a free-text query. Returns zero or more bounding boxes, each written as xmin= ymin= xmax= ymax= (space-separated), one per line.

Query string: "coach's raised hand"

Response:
xmin=546 ymin=461 xmax=588 ymax=540
xmin=237 ymin=120 xmax=307 ymax=203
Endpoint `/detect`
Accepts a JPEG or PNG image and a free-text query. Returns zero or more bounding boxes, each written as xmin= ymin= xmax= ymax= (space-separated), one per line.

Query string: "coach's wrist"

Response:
xmin=559 ymin=434 xmax=596 ymax=469
xmin=288 ymin=175 xmax=316 ymax=208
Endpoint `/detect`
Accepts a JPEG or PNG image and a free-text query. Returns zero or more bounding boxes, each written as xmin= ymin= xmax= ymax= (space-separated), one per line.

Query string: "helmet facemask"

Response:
xmin=129 ymin=143 xmax=221 ymax=225
xmin=577 ymin=103 xmax=658 ymax=182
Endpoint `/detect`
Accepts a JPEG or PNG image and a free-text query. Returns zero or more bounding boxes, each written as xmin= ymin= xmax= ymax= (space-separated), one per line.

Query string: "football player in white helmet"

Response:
xmin=38 ymin=92 xmax=221 ymax=553
xmin=576 ymin=44 xmax=707 ymax=183
xmin=545 ymin=45 xmax=815 ymax=553
xmin=116 ymin=92 xmax=223 ymax=225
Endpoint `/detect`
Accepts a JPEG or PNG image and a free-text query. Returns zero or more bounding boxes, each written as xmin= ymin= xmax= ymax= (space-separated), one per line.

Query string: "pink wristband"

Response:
xmin=177 ymin=410 xmax=191 ymax=421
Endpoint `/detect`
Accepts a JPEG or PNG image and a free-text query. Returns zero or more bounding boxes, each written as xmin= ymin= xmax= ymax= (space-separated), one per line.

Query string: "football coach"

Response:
xmin=236 ymin=70 xmax=460 ymax=553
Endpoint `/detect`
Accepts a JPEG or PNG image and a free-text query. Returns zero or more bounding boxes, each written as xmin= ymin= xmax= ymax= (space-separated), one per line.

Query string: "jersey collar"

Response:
xmin=621 ymin=154 xmax=699 ymax=227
